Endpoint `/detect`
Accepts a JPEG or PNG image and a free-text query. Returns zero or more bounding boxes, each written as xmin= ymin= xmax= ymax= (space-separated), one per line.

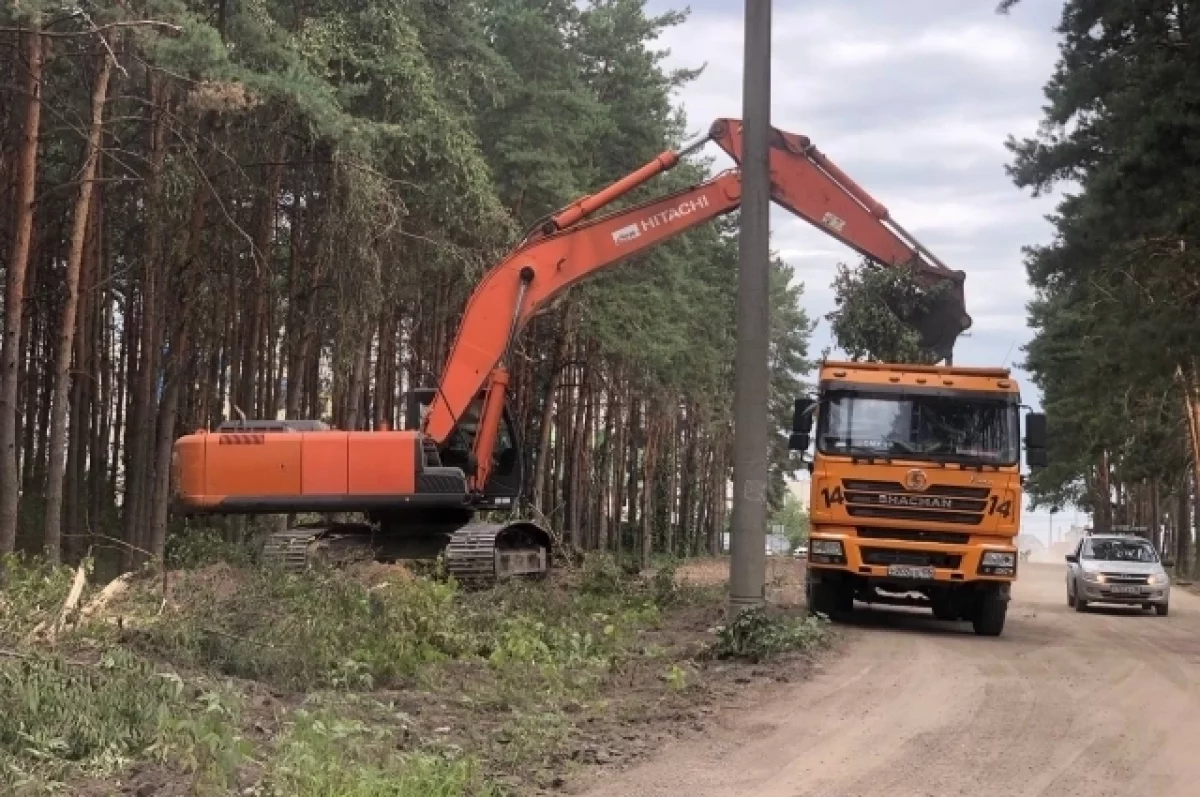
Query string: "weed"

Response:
xmin=708 ymin=608 xmax=831 ymax=663
xmin=663 ymin=663 xmax=690 ymax=691
xmin=165 ymin=527 xmax=255 ymax=570
xmin=257 ymin=708 xmax=505 ymax=797
xmin=0 ymin=647 xmax=250 ymax=792
xmin=0 ymin=553 xmax=74 ymax=642
xmin=579 ymin=553 xmax=626 ymax=597
xmin=134 ymin=567 xmax=472 ymax=691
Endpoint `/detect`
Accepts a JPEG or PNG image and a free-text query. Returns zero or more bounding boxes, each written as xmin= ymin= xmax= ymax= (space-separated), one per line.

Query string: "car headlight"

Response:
xmin=982 ymin=551 xmax=1016 ymax=568
xmin=810 ymin=539 xmax=844 ymax=557
xmin=1082 ymin=570 xmax=1105 ymax=583
xmin=1148 ymin=572 xmax=1169 ymax=586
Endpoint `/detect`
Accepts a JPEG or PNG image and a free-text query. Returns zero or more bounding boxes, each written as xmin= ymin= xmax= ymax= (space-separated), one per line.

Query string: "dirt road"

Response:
xmin=581 ymin=562 xmax=1200 ymax=797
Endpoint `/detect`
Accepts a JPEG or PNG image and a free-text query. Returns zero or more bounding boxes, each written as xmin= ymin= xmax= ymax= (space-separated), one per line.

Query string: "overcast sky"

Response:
xmin=642 ymin=0 xmax=1084 ymax=539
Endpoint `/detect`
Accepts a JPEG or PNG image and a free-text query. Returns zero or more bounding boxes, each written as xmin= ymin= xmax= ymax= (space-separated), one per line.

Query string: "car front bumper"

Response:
xmin=1077 ymin=581 xmax=1169 ymax=606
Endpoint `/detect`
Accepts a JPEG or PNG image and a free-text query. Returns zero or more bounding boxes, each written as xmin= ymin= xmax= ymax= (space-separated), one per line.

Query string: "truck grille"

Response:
xmin=861 ymin=547 xmax=962 ymax=569
xmin=856 ymin=527 xmax=970 ymax=546
xmin=842 ymin=479 xmax=988 ymax=526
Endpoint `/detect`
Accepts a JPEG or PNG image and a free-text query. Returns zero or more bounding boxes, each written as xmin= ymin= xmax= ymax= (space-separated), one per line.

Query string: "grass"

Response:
xmin=0 ymin=548 xmax=828 ymax=794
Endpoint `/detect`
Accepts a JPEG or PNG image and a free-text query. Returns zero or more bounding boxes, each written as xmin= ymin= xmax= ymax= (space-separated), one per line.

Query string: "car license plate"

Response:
xmin=1109 ymin=584 xmax=1141 ymax=595
xmin=887 ymin=564 xmax=935 ymax=580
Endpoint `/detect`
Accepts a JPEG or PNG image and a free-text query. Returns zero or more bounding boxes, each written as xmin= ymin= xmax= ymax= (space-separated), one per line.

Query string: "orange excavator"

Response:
xmin=172 ymin=118 xmax=972 ymax=584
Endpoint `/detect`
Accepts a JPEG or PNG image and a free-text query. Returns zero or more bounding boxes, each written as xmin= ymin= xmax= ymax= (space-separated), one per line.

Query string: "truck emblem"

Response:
xmin=904 ymin=468 xmax=929 ymax=492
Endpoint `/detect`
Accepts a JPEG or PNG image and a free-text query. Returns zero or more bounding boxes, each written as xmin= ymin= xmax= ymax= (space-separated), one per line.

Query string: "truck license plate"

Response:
xmin=887 ymin=564 xmax=935 ymax=580
xmin=1109 ymin=585 xmax=1141 ymax=595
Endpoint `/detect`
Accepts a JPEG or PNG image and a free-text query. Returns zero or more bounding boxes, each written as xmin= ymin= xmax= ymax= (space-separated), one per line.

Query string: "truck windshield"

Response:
xmin=1082 ymin=539 xmax=1159 ymax=563
xmin=817 ymin=389 xmax=1019 ymax=465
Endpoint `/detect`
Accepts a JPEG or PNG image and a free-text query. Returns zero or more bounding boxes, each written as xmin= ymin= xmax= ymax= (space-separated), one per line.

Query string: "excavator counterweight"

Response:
xmin=172 ymin=119 xmax=972 ymax=584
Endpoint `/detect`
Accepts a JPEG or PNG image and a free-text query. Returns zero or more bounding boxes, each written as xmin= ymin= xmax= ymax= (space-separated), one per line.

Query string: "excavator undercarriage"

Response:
xmin=258 ymin=519 xmax=550 ymax=584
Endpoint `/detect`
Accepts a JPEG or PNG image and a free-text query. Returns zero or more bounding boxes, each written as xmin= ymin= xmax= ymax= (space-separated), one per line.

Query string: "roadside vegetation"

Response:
xmin=0 ymin=546 xmax=829 ymax=795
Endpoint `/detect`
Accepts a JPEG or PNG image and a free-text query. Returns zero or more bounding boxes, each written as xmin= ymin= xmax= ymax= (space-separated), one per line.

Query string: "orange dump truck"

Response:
xmin=790 ymin=360 xmax=1048 ymax=636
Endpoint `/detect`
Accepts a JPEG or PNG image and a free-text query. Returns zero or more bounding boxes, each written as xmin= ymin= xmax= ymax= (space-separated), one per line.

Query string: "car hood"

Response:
xmin=1081 ymin=561 xmax=1162 ymax=575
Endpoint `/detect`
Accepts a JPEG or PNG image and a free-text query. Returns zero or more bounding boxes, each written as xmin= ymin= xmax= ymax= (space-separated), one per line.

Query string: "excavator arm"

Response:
xmin=424 ymin=119 xmax=972 ymax=488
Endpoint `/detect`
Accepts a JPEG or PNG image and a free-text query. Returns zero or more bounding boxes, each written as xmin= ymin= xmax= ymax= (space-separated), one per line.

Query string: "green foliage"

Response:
xmin=0 ymin=553 xmax=75 ymax=642
xmin=261 ymin=709 xmax=503 ymax=797
xmin=826 ymin=259 xmax=950 ymax=364
xmin=708 ymin=608 xmax=831 ymax=664
xmin=0 ymin=648 xmax=247 ymax=791
xmin=1004 ymin=0 xmax=1200 ymax=519
xmin=134 ymin=568 xmax=467 ymax=691
xmin=769 ymin=493 xmax=811 ymax=553
xmin=165 ymin=528 xmax=255 ymax=570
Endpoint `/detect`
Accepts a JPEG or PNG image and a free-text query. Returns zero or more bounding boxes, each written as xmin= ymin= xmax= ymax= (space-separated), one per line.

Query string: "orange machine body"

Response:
xmin=172 ymin=428 xmax=455 ymax=514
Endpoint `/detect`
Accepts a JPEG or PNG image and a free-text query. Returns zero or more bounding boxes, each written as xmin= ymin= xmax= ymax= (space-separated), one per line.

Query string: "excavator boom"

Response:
xmin=422 ymin=119 xmax=971 ymax=447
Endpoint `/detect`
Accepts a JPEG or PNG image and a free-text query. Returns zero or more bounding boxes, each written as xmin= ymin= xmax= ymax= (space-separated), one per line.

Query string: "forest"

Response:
xmin=0 ymin=0 xmax=812 ymax=572
xmin=1002 ymin=0 xmax=1200 ymax=570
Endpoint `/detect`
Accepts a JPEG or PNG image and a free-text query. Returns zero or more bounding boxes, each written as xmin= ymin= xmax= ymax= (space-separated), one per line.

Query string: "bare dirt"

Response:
xmin=574 ymin=562 xmax=1200 ymax=797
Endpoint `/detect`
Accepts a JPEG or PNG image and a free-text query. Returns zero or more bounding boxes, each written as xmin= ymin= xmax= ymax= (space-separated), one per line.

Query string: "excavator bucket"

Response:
xmin=901 ymin=267 xmax=972 ymax=363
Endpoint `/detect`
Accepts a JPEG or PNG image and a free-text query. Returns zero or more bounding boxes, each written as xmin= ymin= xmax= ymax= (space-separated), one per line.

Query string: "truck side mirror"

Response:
xmin=789 ymin=397 xmax=816 ymax=452
xmin=792 ymin=398 xmax=815 ymax=434
xmin=1025 ymin=412 xmax=1048 ymax=469
xmin=1065 ymin=553 xmax=1078 ymax=564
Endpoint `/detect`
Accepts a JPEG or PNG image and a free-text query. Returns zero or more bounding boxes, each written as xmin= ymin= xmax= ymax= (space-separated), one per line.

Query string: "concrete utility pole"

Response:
xmin=729 ymin=0 xmax=772 ymax=614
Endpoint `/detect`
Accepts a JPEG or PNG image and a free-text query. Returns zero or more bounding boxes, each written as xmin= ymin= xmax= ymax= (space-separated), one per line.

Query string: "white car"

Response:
xmin=1065 ymin=534 xmax=1172 ymax=616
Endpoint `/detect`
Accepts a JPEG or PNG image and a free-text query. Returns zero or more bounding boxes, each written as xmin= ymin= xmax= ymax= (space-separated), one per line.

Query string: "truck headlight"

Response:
xmin=981 ymin=551 xmax=1016 ymax=568
xmin=1148 ymin=572 xmax=1168 ymax=586
xmin=1082 ymin=571 xmax=1104 ymax=583
xmin=810 ymin=539 xmax=844 ymax=556
xmin=808 ymin=539 xmax=846 ymax=565
xmin=978 ymin=549 xmax=1017 ymax=577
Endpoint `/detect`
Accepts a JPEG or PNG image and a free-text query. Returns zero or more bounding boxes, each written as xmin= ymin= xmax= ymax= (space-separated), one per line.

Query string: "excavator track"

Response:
xmin=261 ymin=523 xmax=377 ymax=573
xmin=261 ymin=520 xmax=551 ymax=587
xmin=444 ymin=521 xmax=550 ymax=585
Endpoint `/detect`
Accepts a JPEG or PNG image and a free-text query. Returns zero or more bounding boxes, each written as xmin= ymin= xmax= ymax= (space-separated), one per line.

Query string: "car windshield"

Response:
xmin=817 ymin=389 xmax=1019 ymax=465
xmin=1083 ymin=539 xmax=1159 ymax=563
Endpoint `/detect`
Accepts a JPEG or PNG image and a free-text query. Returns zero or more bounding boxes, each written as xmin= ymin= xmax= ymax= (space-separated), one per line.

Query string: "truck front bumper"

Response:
xmin=807 ymin=531 xmax=1016 ymax=585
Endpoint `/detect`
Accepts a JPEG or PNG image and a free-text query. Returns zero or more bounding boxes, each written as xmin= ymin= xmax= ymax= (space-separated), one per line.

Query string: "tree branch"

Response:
xmin=0 ymin=20 xmax=183 ymax=38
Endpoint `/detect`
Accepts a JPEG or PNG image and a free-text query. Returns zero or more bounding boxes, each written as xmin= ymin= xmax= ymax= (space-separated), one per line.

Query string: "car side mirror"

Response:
xmin=1025 ymin=412 xmax=1048 ymax=469
xmin=1065 ymin=553 xmax=1078 ymax=564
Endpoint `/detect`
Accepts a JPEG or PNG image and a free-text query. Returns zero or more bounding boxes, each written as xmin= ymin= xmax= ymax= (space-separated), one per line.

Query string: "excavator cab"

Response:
xmin=405 ymin=388 xmax=523 ymax=510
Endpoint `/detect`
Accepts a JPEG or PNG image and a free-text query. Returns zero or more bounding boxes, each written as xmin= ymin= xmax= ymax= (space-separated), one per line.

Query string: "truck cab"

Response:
xmin=790 ymin=360 xmax=1048 ymax=636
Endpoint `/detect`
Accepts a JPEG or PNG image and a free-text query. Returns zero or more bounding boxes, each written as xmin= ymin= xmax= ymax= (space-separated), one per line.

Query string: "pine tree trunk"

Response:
xmin=0 ymin=28 xmax=44 ymax=557
xmin=568 ymin=361 xmax=590 ymax=548
xmin=533 ymin=307 xmax=574 ymax=513
xmin=640 ymin=404 xmax=658 ymax=569
xmin=122 ymin=80 xmax=169 ymax=567
xmin=44 ymin=54 xmax=113 ymax=563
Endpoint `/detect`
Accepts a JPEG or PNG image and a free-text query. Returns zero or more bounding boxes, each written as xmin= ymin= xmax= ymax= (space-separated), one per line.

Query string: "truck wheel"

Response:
xmin=972 ymin=589 xmax=1007 ymax=637
xmin=835 ymin=581 xmax=854 ymax=615
xmin=1155 ymin=602 xmax=1169 ymax=617
xmin=931 ymin=598 xmax=957 ymax=621
xmin=807 ymin=580 xmax=836 ymax=616
xmin=1074 ymin=594 xmax=1088 ymax=612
